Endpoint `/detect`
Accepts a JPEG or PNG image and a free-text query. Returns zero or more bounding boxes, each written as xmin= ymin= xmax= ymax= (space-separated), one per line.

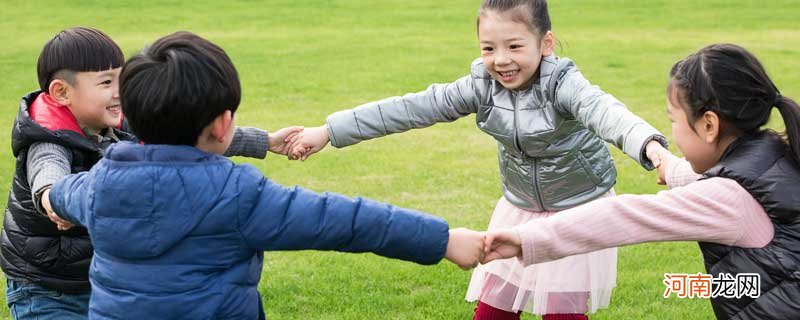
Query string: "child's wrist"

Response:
xmin=321 ymin=125 xmax=331 ymax=144
xmin=39 ymin=187 xmax=53 ymax=215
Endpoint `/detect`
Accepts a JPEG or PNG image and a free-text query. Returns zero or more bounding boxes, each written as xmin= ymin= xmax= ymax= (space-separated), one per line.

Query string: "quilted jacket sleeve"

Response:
xmin=235 ymin=165 xmax=450 ymax=265
xmin=553 ymin=59 xmax=667 ymax=170
xmin=49 ymin=171 xmax=93 ymax=227
xmin=325 ymin=59 xmax=491 ymax=148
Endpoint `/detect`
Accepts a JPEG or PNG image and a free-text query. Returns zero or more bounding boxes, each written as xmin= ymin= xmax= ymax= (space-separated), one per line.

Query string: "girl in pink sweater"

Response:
xmin=482 ymin=43 xmax=800 ymax=319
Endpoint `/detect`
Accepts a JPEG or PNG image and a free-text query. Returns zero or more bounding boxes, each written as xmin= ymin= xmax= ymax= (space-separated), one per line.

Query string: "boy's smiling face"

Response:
xmin=64 ymin=67 xmax=122 ymax=133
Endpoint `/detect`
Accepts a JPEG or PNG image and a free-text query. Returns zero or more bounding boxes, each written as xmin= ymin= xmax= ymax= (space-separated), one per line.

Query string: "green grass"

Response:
xmin=1 ymin=1 xmax=798 ymax=319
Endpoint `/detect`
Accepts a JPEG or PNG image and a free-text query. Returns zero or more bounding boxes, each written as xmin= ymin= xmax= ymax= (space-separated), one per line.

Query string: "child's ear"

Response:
xmin=48 ymin=79 xmax=71 ymax=106
xmin=700 ymin=111 xmax=721 ymax=143
xmin=210 ymin=110 xmax=233 ymax=142
xmin=540 ymin=31 xmax=555 ymax=56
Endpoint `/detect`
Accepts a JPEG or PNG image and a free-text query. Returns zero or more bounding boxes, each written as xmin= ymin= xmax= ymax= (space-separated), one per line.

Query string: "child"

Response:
xmin=45 ymin=31 xmax=485 ymax=319
xmin=483 ymin=43 xmax=800 ymax=320
xmin=1 ymin=27 xmax=298 ymax=319
xmin=285 ymin=0 xmax=669 ymax=319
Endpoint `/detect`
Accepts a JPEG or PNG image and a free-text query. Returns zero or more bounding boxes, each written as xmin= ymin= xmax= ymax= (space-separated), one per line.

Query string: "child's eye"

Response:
xmin=100 ymin=80 xmax=112 ymax=85
xmin=510 ymin=45 xmax=522 ymax=49
xmin=482 ymin=47 xmax=494 ymax=52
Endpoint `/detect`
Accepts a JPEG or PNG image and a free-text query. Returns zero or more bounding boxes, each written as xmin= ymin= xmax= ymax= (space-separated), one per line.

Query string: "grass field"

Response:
xmin=1 ymin=1 xmax=798 ymax=319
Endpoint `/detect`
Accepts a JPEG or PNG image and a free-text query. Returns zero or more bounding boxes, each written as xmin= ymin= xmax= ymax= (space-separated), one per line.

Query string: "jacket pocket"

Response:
xmin=576 ymin=151 xmax=602 ymax=185
xmin=538 ymin=151 xmax=598 ymax=204
xmin=500 ymin=156 xmax=537 ymax=205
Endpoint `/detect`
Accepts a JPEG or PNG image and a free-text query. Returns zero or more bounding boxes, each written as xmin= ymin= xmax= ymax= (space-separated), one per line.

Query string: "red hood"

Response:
xmin=28 ymin=93 xmax=85 ymax=137
xmin=28 ymin=93 xmax=125 ymax=135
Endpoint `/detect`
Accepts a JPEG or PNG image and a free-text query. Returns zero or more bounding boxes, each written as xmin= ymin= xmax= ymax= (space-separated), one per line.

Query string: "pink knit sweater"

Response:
xmin=514 ymin=158 xmax=775 ymax=266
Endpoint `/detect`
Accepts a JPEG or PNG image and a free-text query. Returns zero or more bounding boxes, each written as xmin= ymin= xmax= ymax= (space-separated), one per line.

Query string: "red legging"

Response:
xmin=473 ymin=302 xmax=588 ymax=320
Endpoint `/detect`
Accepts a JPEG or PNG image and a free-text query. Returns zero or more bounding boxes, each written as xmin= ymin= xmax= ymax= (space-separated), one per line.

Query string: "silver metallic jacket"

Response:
xmin=327 ymin=55 xmax=667 ymax=211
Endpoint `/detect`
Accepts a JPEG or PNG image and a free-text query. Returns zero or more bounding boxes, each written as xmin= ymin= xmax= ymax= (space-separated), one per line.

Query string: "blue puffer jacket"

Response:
xmin=49 ymin=142 xmax=449 ymax=319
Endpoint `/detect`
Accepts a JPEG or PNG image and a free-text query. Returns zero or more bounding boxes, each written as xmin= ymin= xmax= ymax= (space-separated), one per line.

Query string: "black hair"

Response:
xmin=37 ymin=27 xmax=124 ymax=93
xmin=119 ymin=31 xmax=241 ymax=146
xmin=668 ymin=43 xmax=800 ymax=163
xmin=478 ymin=0 xmax=551 ymax=37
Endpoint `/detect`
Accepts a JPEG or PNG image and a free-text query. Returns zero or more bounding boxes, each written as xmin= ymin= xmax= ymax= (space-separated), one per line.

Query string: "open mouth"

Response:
xmin=106 ymin=105 xmax=121 ymax=113
xmin=498 ymin=70 xmax=519 ymax=77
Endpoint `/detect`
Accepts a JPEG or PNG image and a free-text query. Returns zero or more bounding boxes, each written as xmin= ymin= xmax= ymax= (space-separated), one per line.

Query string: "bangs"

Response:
xmin=38 ymin=27 xmax=124 ymax=92
xmin=666 ymin=79 xmax=683 ymax=110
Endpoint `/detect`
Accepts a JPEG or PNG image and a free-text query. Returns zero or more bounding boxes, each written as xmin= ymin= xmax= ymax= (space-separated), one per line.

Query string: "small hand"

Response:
xmin=445 ymin=228 xmax=485 ymax=270
xmin=655 ymin=152 xmax=681 ymax=185
xmin=286 ymin=125 xmax=330 ymax=161
xmin=645 ymin=140 xmax=668 ymax=169
xmin=268 ymin=126 xmax=304 ymax=156
xmin=41 ymin=189 xmax=73 ymax=231
xmin=482 ymin=229 xmax=522 ymax=264
xmin=645 ymin=140 xmax=675 ymax=185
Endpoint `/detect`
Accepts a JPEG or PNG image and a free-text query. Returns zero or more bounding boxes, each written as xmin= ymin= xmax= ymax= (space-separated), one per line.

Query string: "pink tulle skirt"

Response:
xmin=466 ymin=194 xmax=617 ymax=315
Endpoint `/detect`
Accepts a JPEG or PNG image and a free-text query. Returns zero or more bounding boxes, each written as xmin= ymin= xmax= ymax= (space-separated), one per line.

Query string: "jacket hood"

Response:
xmin=88 ymin=142 xmax=234 ymax=259
xmin=12 ymin=91 xmax=98 ymax=156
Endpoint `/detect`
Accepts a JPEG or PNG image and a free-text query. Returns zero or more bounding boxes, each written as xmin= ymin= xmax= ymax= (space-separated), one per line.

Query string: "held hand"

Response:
xmin=645 ymin=140 xmax=669 ymax=169
xmin=41 ymin=189 xmax=73 ymax=231
xmin=645 ymin=140 xmax=674 ymax=185
xmin=287 ymin=125 xmax=330 ymax=161
xmin=445 ymin=228 xmax=485 ymax=270
xmin=268 ymin=126 xmax=304 ymax=156
xmin=482 ymin=229 xmax=522 ymax=264
xmin=655 ymin=151 xmax=680 ymax=185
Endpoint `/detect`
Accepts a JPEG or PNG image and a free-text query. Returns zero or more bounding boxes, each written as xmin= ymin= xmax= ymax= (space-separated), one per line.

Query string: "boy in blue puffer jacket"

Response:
xmin=44 ymin=31 xmax=485 ymax=320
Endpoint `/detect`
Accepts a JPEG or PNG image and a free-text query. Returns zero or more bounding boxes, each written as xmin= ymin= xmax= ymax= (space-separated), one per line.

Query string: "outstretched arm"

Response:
xmin=555 ymin=62 xmax=668 ymax=170
xmin=235 ymin=165 xmax=484 ymax=268
xmin=286 ymin=61 xmax=493 ymax=161
xmin=483 ymin=177 xmax=773 ymax=266
xmin=236 ymin=165 xmax=450 ymax=264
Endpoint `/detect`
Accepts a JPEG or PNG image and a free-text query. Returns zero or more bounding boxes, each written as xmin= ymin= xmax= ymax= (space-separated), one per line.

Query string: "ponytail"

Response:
xmin=776 ymin=95 xmax=800 ymax=164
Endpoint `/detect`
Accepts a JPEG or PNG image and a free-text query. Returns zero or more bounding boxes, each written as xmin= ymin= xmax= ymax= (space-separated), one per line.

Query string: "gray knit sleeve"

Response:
xmin=223 ymin=127 xmax=269 ymax=159
xmin=26 ymin=142 xmax=72 ymax=214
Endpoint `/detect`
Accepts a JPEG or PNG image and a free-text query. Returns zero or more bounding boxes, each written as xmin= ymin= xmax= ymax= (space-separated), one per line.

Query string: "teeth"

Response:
xmin=499 ymin=70 xmax=519 ymax=77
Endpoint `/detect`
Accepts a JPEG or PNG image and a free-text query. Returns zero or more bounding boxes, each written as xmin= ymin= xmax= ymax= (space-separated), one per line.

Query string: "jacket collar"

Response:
xmin=537 ymin=54 xmax=559 ymax=89
xmin=104 ymin=142 xmax=225 ymax=163
xmin=490 ymin=54 xmax=559 ymax=95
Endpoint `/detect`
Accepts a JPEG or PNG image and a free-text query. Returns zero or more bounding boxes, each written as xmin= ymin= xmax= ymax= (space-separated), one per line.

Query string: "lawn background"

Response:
xmin=0 ymin=1 xmax=798 ymax=319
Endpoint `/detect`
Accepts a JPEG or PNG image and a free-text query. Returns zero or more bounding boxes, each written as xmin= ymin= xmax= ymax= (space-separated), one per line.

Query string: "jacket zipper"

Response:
xmin=513 ymin=91 xmax=546 ymax=211
xmin=532 ymin=157 xmax=545 ymax=211
xmin=511 ymin=91 xmax=523 ymax=153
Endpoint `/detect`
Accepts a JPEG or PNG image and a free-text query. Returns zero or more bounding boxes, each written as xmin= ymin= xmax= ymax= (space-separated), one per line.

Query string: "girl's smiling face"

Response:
xmin=478 ymin=9 xmax=553 ymax=90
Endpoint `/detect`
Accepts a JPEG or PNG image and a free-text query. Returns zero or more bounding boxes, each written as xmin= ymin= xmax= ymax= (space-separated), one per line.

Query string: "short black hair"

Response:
xmin=119 ymin=31 xmax=241 ymax=146
xmin=37 ymin=27 xmax=124 ymax=93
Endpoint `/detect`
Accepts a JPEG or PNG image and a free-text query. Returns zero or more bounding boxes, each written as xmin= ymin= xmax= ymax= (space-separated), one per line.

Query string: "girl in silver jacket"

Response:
xmin=286 ymin=1 xmax=670 ymax=319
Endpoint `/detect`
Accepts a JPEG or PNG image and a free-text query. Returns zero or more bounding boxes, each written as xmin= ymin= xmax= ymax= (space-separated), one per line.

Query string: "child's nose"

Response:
xmin=495 ymin=52 xmax=511 ymax=65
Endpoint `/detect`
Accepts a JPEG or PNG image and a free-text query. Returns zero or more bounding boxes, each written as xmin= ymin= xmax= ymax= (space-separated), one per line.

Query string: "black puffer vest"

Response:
xmin=1 ymin=91 xmax=136 ymax=294
xmin=699 ymin=132 xmax=800 ymax=319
